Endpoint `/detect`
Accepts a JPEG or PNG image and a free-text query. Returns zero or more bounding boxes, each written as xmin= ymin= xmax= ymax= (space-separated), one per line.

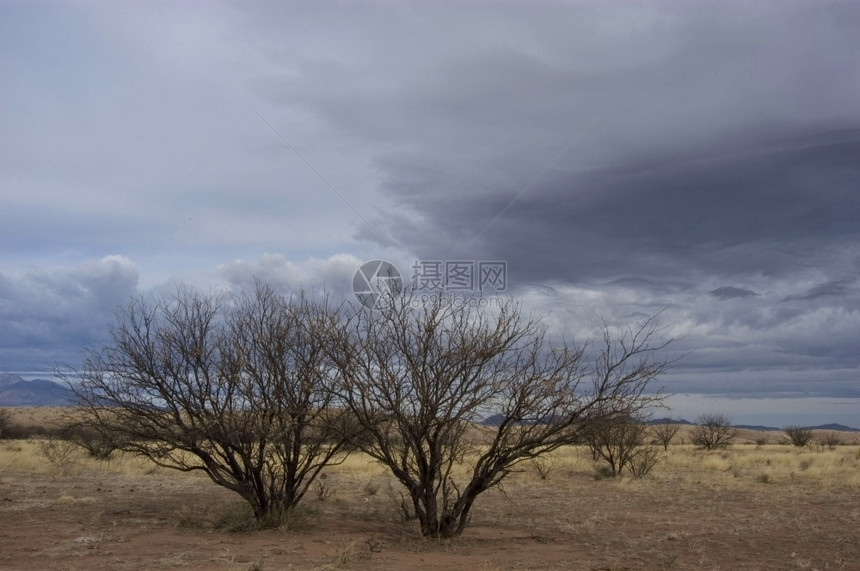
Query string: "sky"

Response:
xmin=1 ymin=1 xmax=858 ymax=427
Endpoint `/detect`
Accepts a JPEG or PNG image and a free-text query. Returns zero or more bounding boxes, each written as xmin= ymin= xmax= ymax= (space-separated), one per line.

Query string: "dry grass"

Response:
xmin=1 ymin=413 xmax=859 ymax=569
xmin=1 ymin=406 xmax=70 ymax=429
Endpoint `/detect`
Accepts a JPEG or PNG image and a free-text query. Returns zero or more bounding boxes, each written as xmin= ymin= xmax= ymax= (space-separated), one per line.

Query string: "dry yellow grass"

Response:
xmin=1 ymin=432 xmax=859 ymax=569
xmin=2 ymin=407 xmax=859 ymax=570
xmin=1 ymin=406 xmax=70 ymax=429
xmin=3 ymin=422 xmax=858 ymax=487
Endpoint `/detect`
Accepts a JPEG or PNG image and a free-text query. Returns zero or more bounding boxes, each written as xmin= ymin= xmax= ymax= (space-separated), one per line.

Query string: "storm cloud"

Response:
xmin=1 ymin=2 xmax=858 ymax=424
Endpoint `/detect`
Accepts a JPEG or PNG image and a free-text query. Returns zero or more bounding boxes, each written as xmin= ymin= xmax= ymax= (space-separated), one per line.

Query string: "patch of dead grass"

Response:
xmin=0 ymin=431 xmax=858 ymax=569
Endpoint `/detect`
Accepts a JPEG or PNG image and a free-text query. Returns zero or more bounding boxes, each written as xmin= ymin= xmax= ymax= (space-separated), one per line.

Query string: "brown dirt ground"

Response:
xmin=1 ymin=452 xmax=858 ymax=571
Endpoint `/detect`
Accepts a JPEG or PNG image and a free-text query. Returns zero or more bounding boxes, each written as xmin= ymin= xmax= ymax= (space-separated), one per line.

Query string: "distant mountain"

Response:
xmin=647 ymin=418 xmax=693 ymax=426
xmin=481 ymin=414 xmax=505 ymax=426
xmin=809 ymin=423 xmax=860 ymax=433
xmin=0 ymin=376 xmax=75 ymax=406
xmin=735 ymin=423 xmax=860 ymax=432
xmin=483 ymin=415 xmax=860 ymax=432
xmin=735 ymin=424 xmax=781 ymax=431
xmin=0 ymin=373 xmax=24 ymax=390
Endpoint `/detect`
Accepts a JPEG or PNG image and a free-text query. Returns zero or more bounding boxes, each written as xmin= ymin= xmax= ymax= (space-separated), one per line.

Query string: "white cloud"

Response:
xmin=217 ymin=253 xmax=363 ymax=298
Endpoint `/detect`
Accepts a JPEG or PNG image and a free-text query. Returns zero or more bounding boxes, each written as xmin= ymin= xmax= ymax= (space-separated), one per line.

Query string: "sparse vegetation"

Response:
xmin=37 ymin=434 xmax=79 ymax=470
xmin=0 ymin=408 xmax=9 ymax=439
xmin=586 ymin=417 xmax=663 ymax=477
xmin=690 ymin=413 xmax=738 ymax=450
xmin=820 ymin=432 xmax=842 ymax=449
xmin=64 ymin=283 xmax=357 ymax=528
xmin=1 ymin=430 xmax=859 ymax=568
xmin=784 ymin=425 xmax=814 ymax=447
xmin=531 ymin=454 xmax=557 ymax=480
xmin=652 ymin=421 xmax=681 ymax=450
xmin=627 ymin=445 xmax=663 ymax=477
xmin=315 ymin=479 xmax=336 ymax=502
xmin=362 ymin=477 xmax=382 ymax=497
xmin=320 ymin=294 xmax=671 ymax=538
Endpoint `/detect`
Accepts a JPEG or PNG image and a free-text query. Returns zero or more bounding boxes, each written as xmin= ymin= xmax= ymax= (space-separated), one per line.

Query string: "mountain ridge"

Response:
xmin=0 ymin=374 xmax=75 ymax=407
xmin=1 ymin=372 xmax=858 ymax=432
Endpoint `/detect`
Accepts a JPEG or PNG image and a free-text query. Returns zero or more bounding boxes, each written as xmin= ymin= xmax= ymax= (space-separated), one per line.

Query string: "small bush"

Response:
xmin=586 ymin=417 xmax=656 ymax=476
xmin=67 ymin=426 xmax=122 ymax=460
xmin=328 ymin=540 xmax=362 ymax=568
xmin=756 ymin=473 xmax=771 ymax=484
xmin=276 ymin=505 xmax=316 ymax=532
xmin=316 ymin=479 xmax=336 ymax=501
xmin=784 ymin=426 xmax=814 ymax=447
xmin=690 ymin=413 xmax=738 ymax=450
xmin=628 ymin=446 xmax=662 ymax=478
xmin=212 ymin=502 xmax=258 ymax=532
xmin=820 ymin=432 xmax=842 ymax=449
xmin=37 ymin=436 xmax=79 ymax=473
xmin=532 ymin=454 xmax=557 ymax=480
xmin=652 ymin=422 xmax=681 ymax=451
xmin=593 ymin=465 xmax=615 ymax=480
xmin=362 ymin=477 xmax=382 ymax=497
xmin=0 ymin=409 xmax=9 ymax=439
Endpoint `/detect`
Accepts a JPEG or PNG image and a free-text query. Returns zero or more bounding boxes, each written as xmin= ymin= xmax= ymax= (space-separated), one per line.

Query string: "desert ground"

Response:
xmin=1 ymin=408 xmax=858 ymax=570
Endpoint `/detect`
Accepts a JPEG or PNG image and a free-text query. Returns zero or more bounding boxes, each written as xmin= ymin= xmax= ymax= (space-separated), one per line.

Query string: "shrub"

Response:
xmin=652 ymin=422 xmax=681 ymax=451
xmin=315 ymin=479 xmax=336 ymax=501
xmin=690 ymin=413 xmax=738 ymax=450
xmin=784 ymin=425 xmax=814 ymax=447
xmin=64 ymin=283 xmax=357 ymax=528
xmin=0 ymin=409 xmax=9 ymax=439
xmin=628 ymin=446 xmax=662 ymax=477
xmin=323 ymin=294 xmax=672 ymax=538
xmin=362 ymin=477 xmax=382 ymax=497
xmin=820 ymin=432 xmax=842 ymax=449
xmin=593 ymin=465 xmax=615 ymax=480
xmin=586 ymin=417 xmax=663 ymax=477
xmin=37 ymin=435 xmax=79 ymax=472
xmin=532 ymin=454 xmax=557 ymax=480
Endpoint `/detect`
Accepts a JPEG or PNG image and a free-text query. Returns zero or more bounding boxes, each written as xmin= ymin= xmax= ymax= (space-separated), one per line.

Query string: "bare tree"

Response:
xmin=690 ymin=413 xmax=738 ymax=450
xmin=652 ymin=421 xmax=682 ymax=450
xmin=320 ymin=294 xmax=671 ymax=539
xmin=66 ymin=283 xmax=353 ymax=528
xmin=585 ymin=416 xmax=660 ymax=476
xmin=784 ymin=425 xmax=814 ymax=447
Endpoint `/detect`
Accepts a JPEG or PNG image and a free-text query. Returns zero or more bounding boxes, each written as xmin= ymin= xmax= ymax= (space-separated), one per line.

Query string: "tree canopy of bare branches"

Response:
xmin=320 ymin=294 xmax=672 ymax=539
xmin=652 ymin=421 xmax=682 ymax=450
xmin=784 ymin=425 xmax=814 ymax=447
xmin=690 ymin=413 xmax=738 ymax=450
xmin=585 ymin=415 xmax=661 ymax=477
xmin=66 ymin=284 xmax=353 ymax=528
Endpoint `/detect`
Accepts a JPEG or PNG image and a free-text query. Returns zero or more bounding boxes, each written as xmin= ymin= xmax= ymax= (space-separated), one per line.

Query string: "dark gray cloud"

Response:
xmin=0 ymin=256 xmax=139 ymax=369
xmin=1 ymin=1 xmax=858 ymax=424
xmin=710 ymin=287 xmax=758 ymax=300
